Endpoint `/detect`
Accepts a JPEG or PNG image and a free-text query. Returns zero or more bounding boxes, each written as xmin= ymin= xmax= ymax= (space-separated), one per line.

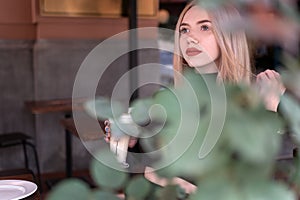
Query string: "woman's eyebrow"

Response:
xmin=196 ymin=20 xmax=212 ymax=24
xmin=180 ymin=20 xmax=212 ymax=27
xmin=180 ymin=23 xmax=190 ymax=27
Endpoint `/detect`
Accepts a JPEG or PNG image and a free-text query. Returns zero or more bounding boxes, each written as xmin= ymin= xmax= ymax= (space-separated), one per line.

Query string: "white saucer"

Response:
xmin=0 ymin=180 xmax=37 ymax=200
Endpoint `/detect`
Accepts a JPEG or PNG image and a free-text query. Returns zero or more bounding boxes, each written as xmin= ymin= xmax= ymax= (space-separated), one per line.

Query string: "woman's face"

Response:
xmin=179 ymin=6 xmax=220 ymax=71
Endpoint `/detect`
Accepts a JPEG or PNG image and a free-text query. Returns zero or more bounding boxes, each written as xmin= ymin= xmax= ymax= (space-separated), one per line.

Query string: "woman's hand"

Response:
xmin=144 ymin=167 xmax=197 ymax=194
xmin=104 ymin=120 xmax=138 ymax=148
xmin=256 ymin=69 xmax=286 ymax=112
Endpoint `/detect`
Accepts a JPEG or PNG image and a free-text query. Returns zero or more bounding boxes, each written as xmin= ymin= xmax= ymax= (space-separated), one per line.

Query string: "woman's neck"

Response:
xmin=193 ymin=62 xmax=219 ymax=74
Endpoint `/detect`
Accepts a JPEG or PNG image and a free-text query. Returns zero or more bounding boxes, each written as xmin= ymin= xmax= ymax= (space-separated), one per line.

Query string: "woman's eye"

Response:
xmin=179 ymin=28 xmax=189 ymax=34
xmin=200 ymin=25 xmax=210 ymax=31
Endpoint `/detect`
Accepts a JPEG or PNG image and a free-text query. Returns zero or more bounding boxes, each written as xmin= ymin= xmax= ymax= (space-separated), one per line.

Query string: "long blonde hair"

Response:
xmin=173 ymin=1 xmax=252 ymax=86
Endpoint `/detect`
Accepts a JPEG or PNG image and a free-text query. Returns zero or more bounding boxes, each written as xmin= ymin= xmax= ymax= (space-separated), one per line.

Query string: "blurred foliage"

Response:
xmin=84 ymin=97 xmax=127 ymax=120
xmin=47 ymin=0 xmax=300 ymax=199
xmin=48 ymin=67 xmax=299 ymax=199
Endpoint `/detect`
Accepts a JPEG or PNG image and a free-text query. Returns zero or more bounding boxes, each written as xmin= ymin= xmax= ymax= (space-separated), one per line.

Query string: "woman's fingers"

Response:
xmin=255 ymin=69 xmax=286 ymax=112
xmin=104 ymin=120 xmax=110 ymax=126
xmin=128 ymin=138 xmax=138 ymax=148
xmin=103 ymin=120 xmax=138 ymax=148
xmin=104 ymin=127 xmax=111 ymax=142
xmin=104 ymin=120 xmax=111 ymax=143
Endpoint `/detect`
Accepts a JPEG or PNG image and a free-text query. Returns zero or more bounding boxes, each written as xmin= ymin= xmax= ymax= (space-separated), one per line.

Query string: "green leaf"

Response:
xmin=190 ymin=177 xmax=240 ymax=200
xmin=110 ymin=117 xmax=139 ymax=138
xmin=125 ymin=176 xmax=152 ymax=199
xmin=84 ymin=97 xmax=127 ymax=120
xmin=90 ymin=150 xmax=128 ymax=190
xmin=153 ymin=88 xmax=181 ymax=125
xmin=191 ymin=178 xmax=296 ymax=200
xmin=233 ymin=161 xmax=274 ymax=181
xmin=158 ymin=185 xmax=180 ymax=200
xmin=91 ymin=190 xmax=122 ymax=200
xmin=176 ymin=186 xmax=188 ymax=200
xmin=221 ymin=85 xmax=283 ymax=165
xmin=131 ymin=98 xmax=154 ymax=125
xmin=280 ymin=94 xmax=300 ymax=145
xmin=224 ymin=108 xmax=282 ymax=165
xmin=46 ymin=179 xmax=90 ymax=200
xmin=243 ymin=181 xmax=296 ymax=200
xmin=156 ymin=141 xmax=229 ymax=179
xmin=154 ymin=116 xmax=229 ymax=179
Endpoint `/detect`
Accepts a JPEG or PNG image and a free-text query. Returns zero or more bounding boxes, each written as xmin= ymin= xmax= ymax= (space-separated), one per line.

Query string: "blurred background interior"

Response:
xmin=0 ymin=0 xmax=299 ymax=199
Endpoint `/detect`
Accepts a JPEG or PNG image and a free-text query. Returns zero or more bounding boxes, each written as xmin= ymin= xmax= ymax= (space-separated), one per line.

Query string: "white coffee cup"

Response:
xmin=109 ymin=112 xmax=139 ymax=168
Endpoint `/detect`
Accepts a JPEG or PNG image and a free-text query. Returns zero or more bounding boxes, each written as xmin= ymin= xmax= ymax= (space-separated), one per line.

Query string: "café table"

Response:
xmin=24 ymin=98 xmax=87 ymax=178
xmin=60 ymin=117 xmax=104 ymax=142
xmin=0 ymin=169 xmax=41 ymax=200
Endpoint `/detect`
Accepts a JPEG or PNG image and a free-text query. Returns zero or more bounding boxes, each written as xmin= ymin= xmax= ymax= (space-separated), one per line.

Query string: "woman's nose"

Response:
xmin=186 ymin=35 xmax=199 ymax=44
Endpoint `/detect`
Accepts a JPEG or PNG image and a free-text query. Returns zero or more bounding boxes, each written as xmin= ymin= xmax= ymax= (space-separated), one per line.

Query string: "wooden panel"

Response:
xmin=0 ymin=0 xmax=158 ymax=41
xmin=39 ymin=0 xmax=158 ymax=17
xmin=0 ymin=0 xmax=35 ymax=39
xmin=139 ymin=0 xmax=157 ymax=16
xmin=32 ymin=0 xmax=159 ymax=39
xmin=36 ymin=18 xmax=158 ymax=39
xmin=42 ymin=0 xmax=121 ymax=16
xmin=0 ymin=24 xmax=36 ymax=39
xmin=0 ymin=0 xmax=33 ymax=23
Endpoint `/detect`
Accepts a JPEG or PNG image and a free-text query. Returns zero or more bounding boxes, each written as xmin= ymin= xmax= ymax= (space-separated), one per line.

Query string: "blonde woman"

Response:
xmin=173 ymin=2 xmax=252 ymax=85
xmin=105 ymin=2 xmax=284 ymax=144
xmin=145 ymin=1 xmax=285 ymax=193
xmin=172 ymin=1 xmax=285 ymax=111
xmin=106 ymin=1 xmax=285 ymax=194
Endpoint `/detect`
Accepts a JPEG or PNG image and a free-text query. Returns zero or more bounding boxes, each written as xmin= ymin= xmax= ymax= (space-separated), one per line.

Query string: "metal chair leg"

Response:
xmin=22 ymin=140 xmax=29 ymax=169
xmin=25 ymin=141 xmax=42 ymax=192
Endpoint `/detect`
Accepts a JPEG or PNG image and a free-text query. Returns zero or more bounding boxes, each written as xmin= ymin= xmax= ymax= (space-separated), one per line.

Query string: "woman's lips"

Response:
xmin=186 ymin=47 xmax=202 ymax=56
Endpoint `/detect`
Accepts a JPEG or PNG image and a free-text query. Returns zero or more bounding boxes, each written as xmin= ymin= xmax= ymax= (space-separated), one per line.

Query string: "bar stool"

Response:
xmin=0 ymin=132 xmax=41 ymax=190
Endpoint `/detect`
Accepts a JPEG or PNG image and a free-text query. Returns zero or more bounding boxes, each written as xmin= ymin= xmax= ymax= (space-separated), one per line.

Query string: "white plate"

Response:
xmin=0 ymin=180 xmax=37 ymax=200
